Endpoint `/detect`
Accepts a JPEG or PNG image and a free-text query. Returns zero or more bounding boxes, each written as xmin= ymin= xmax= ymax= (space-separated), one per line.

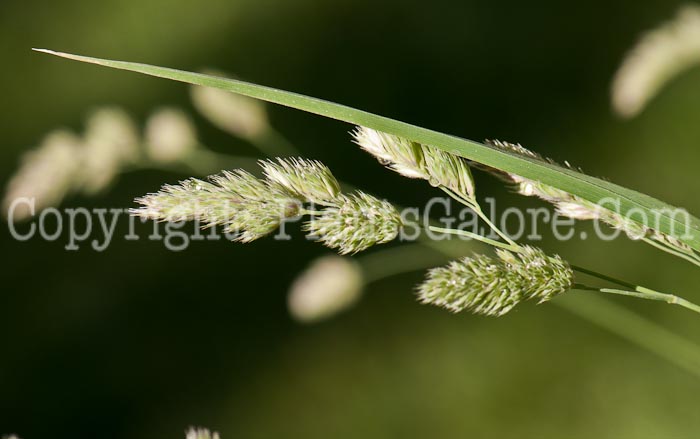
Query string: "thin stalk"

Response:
xmin=570 ymin=264 xmax=636 ymax=289
xmin=642 ymin=237 xmax=700 ymax=268
xmin=574 ymin=283 xmax=700 ymax=315
xmin=355 ymin=240 xmax=700 ymax=378
xmin=440 ymin=187 xmax=519 ymax=247
xmin=428 ymin=226 xmax=517 ymax=252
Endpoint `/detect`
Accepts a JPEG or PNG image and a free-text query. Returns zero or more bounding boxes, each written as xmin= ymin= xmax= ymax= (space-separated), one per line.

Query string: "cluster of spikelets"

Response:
xmin=352 ymin=127 xmax=475 ymax=198
xmin=482 ymin=139 xmax=696 ymax=256
xmin=132 ymin=158 xmax=403 ymax=254
xmin=351 ymin=127 xmax=580 ymax=316
xmin=352 ymin=126 xmax=667 ymax=243
xmin=417 ymin=246 xmax=574 ymax=316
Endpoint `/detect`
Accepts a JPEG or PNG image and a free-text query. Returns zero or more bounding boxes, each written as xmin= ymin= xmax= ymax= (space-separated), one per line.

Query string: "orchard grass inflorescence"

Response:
xmin=30 ymin=48 xmax=700 ymax=319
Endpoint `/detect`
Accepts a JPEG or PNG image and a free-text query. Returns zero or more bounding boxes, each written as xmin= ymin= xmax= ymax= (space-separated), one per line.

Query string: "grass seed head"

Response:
xmin=304 ymin=191 xmax=403 ymax=254
xmin=417 ymin=246 xmax=574 ymax=316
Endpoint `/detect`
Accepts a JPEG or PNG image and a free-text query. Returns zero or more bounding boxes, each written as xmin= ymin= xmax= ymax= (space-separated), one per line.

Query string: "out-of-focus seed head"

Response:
xmin=612 ymin=5 xmax=700 ymax=118
xmin=145 ymin=108 xmax=198 ymax=163
xmin=190 ymin=70 xmax=269 ymax=140
xmin=80 ymin=107 xmax=140 ymax=194
xmin=185 ymin=427 xmax=220 ymax=439
xmin=3 ymin=130 xmax=82 ymax=220
xmin=287 ymin=255 xmax=364 ymax=323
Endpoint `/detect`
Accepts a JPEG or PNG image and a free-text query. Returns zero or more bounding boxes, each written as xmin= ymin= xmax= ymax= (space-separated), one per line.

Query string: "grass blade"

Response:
xmin=32 ymin=49 xmax=700 ymax=252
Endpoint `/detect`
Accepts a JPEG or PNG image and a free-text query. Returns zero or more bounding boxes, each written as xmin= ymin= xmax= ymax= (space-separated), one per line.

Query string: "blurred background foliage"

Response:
xmin=2 ymin=0 xmax=700 ymax=437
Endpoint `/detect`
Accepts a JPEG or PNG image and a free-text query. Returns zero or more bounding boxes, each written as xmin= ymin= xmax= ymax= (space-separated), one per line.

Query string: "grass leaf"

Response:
xmin=32 ymin=49 xmax=700 ymax=252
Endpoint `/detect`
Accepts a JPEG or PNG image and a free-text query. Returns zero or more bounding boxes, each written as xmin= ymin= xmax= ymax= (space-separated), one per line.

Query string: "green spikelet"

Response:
xmin=417 ymin=246 xmax=574 ymax=316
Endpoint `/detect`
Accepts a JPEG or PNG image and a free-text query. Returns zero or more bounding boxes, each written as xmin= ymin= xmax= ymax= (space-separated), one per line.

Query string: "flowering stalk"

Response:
xmin=480 ymin=138 xmax=700 ymax=268
xmin=352 ymin=126 xmax=700 ymax=316
xmin=301 ymin=242 xmax=700 ymax=378
xmin=131 ymin=158 xmax=403 ymax=254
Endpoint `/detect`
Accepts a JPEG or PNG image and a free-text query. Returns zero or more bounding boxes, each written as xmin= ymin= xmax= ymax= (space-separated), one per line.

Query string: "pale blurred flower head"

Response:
xmin=612 ymin=4 xmax=700 ymax=118
xmin=3 ymin=130 xmax=82 ymax=220
xmin=80 ymin=107 xmax=140 ymax=193
xmin=288 ymin=255 xmax=364 ymax=323
xmin=145 ymin=107 xmax=198 ymax=163
xmin=185 ymin=427 xmax=220 ymax=439
xmin=190 ymin=70 xmax=269 ymax=140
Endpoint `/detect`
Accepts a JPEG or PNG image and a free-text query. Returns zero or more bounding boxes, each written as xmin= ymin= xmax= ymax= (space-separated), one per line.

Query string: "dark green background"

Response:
xmin=2 ymin=0 xmax=700 ymax=437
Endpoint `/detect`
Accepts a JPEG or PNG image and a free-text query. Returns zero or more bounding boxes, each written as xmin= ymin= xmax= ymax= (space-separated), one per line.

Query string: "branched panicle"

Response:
xmin=133 ymin=157 xmax=402 ymax=252
xmin=305 ymin=192 xmax=403 ymax=254
xmin=352 ymin=126 xmax=476 ymax=199
xmin=417 ymin=246 xmax=574 ymax=317
xmin=260 ymin=158 xmax=340 ymax=203
xmin=131 ymin=167 xmax=300 ymax=242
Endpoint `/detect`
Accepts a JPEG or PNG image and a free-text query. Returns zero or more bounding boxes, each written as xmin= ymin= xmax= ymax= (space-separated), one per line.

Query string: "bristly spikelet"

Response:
xmin=351 ymin=127 xmax=429 ymax=179
xmin=131 ymin=178 xmax=217 ymax=222
xmin=417 ymin=246 xmax=574 ymax=317
xmin=131 ymin=170 xmax=301 ymax=242
xmin=260 ymin=158 xmax=341 ymax=203
xmin=305 ymin=192 xmax=403 ymax=254
xmin=483 ymin=139 xmax=654 ymax=240
xmin=132 ymin=157 xmax=402 ymax=252
xmin=225 ymin=198 xmax=301 ymax=243
xmin=486 ymin=139 xmax=543 ymax=161
xmin=209 ymin=169 xmax=277 ymax=201
xmin=421 ymin=146 xmax=475 ymax=198
xmin=495 ymin=246 xmax=573 ymax=304
xmin=352 ymin=126 xmax=476 ymax=199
